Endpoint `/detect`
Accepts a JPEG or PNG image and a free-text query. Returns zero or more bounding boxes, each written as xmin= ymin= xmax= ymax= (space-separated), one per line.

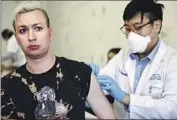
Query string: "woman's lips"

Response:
xmin=28 ymin=45 xmax=40 ymax=50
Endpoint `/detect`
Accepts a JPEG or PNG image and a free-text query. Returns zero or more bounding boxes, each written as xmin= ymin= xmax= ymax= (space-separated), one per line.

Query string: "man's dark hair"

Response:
xmin=1 ymin=29 xmax=14 ymax=40
xmin=123 ymin=0 xmax=164 ymax=23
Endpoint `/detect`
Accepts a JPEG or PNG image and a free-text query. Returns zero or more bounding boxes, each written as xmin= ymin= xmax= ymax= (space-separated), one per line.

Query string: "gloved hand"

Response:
xmin=88 ymin=63 xmax=100 ymax=77
xmin=97 ymin=75 xmax=126 ymax=102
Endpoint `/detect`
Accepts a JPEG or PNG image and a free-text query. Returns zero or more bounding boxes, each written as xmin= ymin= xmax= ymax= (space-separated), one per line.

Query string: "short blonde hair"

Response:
xmin=13 ymin=1 xmax=50 ymax=30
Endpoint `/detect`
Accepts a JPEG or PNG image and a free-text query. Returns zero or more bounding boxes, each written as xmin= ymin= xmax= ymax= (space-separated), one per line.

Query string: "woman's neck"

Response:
xmin=26 ymin=53 xmax=56 ymax=74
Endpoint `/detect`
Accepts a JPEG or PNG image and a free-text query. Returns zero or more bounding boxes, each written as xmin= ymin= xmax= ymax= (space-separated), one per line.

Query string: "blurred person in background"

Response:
xmin=107 ymin=48 xmax=121 ymax=62
xmin=1 ymin=29 xmax=26 ymax=72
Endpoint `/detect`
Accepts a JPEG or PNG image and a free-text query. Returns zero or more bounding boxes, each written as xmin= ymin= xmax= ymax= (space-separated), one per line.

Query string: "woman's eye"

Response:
xmin=19 ymin=29 xmax=27 ymax=34
xmin=35 ymin=27 xmax=43 ymax=31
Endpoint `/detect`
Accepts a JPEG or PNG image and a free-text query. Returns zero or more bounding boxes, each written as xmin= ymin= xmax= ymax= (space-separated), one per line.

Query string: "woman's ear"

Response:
xmin=48 ymin=27 xmax=52 ymax=42
xmin=14 ymin=33 xmax=20 ymax=46
xmin=154 ymin=20 xmax=162 ymax=33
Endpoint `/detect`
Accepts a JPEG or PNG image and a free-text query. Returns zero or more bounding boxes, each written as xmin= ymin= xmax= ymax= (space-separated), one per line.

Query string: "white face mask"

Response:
xmin=128 ymin=32 xmax=151 ymax=53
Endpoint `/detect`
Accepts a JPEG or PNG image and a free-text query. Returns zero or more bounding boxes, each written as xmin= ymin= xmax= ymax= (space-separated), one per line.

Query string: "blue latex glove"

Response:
xmin=97 ymin=75 xmax=126 ymax=102
xmin=88 ymin=63 xmax=100 ymax=77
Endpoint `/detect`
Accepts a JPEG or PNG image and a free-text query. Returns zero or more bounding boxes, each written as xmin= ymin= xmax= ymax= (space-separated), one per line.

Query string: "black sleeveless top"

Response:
xmin=1 ymin=56 xmax=91 ymax=120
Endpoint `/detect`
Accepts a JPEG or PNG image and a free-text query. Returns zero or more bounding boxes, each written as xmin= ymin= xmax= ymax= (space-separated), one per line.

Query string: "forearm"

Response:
xmin=121 ymin=93 xmax=130 ymax=105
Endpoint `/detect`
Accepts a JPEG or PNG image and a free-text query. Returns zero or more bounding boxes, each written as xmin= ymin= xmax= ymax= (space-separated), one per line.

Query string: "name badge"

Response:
xmin=150 ymin=74 xmax=161 ymax=80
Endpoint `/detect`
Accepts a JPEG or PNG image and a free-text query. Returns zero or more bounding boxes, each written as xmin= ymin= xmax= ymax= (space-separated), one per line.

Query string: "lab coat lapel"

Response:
xmin=124 ymin=55 xmax=136 ymax=93
xmin=135 ymin=40 xmax=167 ymax=94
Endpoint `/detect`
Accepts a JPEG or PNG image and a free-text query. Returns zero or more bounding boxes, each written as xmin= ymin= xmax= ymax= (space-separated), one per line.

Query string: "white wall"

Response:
xmin=1 ymin=1 xmax=17 ymax=53
xmin=159 ymin=1 xmax=177 ymax=48
xmin=1 ymin=1 xmax=177 ymax=67
xmin=48 ymin=1 xmax=129 ymax=66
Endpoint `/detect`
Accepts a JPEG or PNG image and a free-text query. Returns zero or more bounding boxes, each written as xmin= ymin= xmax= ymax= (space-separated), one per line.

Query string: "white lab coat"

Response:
xmin=99 ymin=39 xmax=177 ymax=119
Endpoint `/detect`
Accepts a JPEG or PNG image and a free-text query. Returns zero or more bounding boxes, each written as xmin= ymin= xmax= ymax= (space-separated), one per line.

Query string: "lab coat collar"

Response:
xmin=124 ymin=38 xmax=167 ymax=93
xmin=129 ymin=39 xmax=161 ymax=62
